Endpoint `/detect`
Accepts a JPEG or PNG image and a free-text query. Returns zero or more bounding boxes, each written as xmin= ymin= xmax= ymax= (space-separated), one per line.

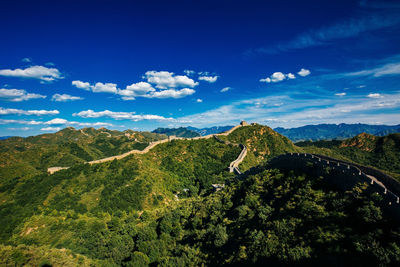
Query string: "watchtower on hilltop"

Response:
xmin=240 ymin=121 xmax=249 ymax=126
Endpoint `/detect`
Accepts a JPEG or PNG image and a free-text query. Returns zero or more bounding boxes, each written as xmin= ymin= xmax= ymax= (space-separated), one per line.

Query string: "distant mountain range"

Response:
xmin=274 ymin=123 xmax=400 ymax=142
xmin=188 ymin=125 xmax=234 ymax=136
xmin=152 ymin=125 xmax=234 ymax=137
xmin=0 ymin=136 xmax=14 ymax=140
xmin=152 ymin=127 xmax=201 ymax=138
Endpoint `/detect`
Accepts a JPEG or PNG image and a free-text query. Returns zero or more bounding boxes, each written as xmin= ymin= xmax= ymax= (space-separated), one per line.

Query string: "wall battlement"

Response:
xmin=268 ymin=153 xmax=400 ymax=220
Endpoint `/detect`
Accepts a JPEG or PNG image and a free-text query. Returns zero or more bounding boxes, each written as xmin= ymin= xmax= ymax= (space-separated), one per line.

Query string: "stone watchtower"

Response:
xmin=240 ymin=120 xmax=249 ymax=126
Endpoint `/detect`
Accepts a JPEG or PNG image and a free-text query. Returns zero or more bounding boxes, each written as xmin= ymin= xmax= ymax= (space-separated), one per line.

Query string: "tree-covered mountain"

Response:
xmin=297 ymin=133 xmax=400 ymax=176
xmin=0 ymin=127 xmax=167 ymax=181
xmin=152 ymin=127 xmax=201 ymax=138
xmin=1 ymin=124 xmax=400 ymax=266
xmin=275 ymin=123 xmax=400 ymax=142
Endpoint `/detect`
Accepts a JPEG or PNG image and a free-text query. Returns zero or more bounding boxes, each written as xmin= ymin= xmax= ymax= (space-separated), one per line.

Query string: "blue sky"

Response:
xmin=1 ymin=0 xmax=400 ymax=136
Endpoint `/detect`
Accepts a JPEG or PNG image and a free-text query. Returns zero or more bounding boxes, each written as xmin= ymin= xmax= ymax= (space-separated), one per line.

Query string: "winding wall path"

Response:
xmin=48 ymin=124 xmax=248 ymax=174
xmin=268 ymin=153 xmax=400 ymax=211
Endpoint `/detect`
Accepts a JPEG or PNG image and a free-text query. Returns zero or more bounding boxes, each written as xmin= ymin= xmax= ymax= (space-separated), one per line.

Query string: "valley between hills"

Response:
xmin=1 ymin=122 xmax=400 ymax=266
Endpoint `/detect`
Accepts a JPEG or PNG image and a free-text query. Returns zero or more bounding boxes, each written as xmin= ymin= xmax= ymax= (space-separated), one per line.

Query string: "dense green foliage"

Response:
xmin=1 ymin=124 xmax=400 ymax=266
xmin=275 ymin=123 xmax=400 ymax=142
xmin=152 ymin=127 xmax=200 ymax=138
xmin=299 ymin=133 xmax=400 ymax=176
xmin=225 ymin=124 xmax=299 ymax=170
xmin=0 ymin=127 xmax=166 ymax=181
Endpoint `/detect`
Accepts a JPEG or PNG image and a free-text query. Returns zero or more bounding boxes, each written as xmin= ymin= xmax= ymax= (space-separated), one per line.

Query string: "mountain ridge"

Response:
xmin=275 ymin=123 xmax=400 ymax=142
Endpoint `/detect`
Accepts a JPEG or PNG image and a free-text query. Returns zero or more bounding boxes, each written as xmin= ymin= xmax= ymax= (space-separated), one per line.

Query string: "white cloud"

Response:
xmin=196 ymin=98 xmax=203 ymax=103
xmin=8 ymin=127 xmax=31 ymax=131
xmin=367 ymin=93 xmax=383 ymax=98
xmin=0 ymin=107 xmax=59 ymax=116
xmin=0 ymin=88 xmax=46 ymax=102
xmin=260 ymin=72 xmax=288 ymax=83
xmin=198 ymin=76 xmax=218 ymax=83
xmin=0 ymin=119 xmax=42 ymax=125
xmin=92 ymin=82 xmax=118 ymax=93
xmin=287 ymin=73 xmax=296 ymax=79
xmin=72 ymin=80 xmax=117 ymax=93
xmin=184 ymin=70 xmax=196 ymax=76
xmin=21 ymin=58 xmax=31 ymax=63
xmin=220 ymin=87 xmax=231 ymax=92
xmin=144 ymin=71 xmax=198 ymax=89
xmin=45 ymin=118 xmax=68 ymax=125
xmin=260 ymin=77 xmax=272 ymax=83
xmin=72 ymin=80 xmax=91 ymax=90
xmin=41 ymin=127 xmax=61 ymax=132
xmin=0 ymin=65 xmax=63 ymax=82
xmin=51 ymin=94 xmax=84 ymax=102
xmin=73 ymin=70 xmax=198 ymax=100
xmin=260 ymin=71 xmax=306 ymax=83
xmin=73 ymin=109 xmax=175 ymax=121
xmin=358 ymin=85 xmax=366 ymax=88
xmin=0 ymin=118 xmax=112 ymax=127
xmin=335 ymin=93 xmax=346 ymax=96
xmin=298 ymin=68 xmax=311 ymax=77
xmin=118 ymin=82 xmax=155 ymax=99
xmin=145 ymin=88 xmax=195 ymax=99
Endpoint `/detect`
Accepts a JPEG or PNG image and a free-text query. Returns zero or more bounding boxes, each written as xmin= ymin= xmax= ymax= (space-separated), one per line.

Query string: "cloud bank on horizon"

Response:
xmin=0 ymin=0 xmax=400 ymax=136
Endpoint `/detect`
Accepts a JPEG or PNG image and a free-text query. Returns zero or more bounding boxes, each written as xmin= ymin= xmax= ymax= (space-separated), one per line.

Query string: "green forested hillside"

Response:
xmin=1 ymin=125 xmax=400 ymax=266
xmin=0 ymin=137 xmax=240 ymax=258
xmin=298 ymin=133 xmax=400 ymax=176
xmin=0 ymin=127 xmax=167 ymax=181
xmin=224 ymin=124 xmax=299 ymax=170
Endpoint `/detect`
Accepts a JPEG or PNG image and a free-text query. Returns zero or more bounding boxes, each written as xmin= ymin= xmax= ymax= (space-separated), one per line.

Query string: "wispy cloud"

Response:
xmin=0 ymin=65 xmax=63 ymax=82
xmin=249 ymin=14 xmax=400 ymax=55
xmin=0 ymin=88 xmax=46 ymax=102
xmin=335 ymin=93 xmax=347 ymax=97
xmin=0 ymin=107 xmax=59 ymax=116
xmin=220 ymin=87 xmax=231 ymax=93
xmin=367 ymin=93 xmax=383 ymax=98
xmin=0 ymin=118 xmax=113 ymax=128
xmin=8 ymin=127 xmax=31 ymax=131
xmin=174 ymin=92 xmax=400 ymax=128
xmin=345 ymin=62 xmax=400 ymax=77
xmin=40 ymin=127 xmax=61 ymax=132
xmin=73 ymin=109 xmax=175 ymax=122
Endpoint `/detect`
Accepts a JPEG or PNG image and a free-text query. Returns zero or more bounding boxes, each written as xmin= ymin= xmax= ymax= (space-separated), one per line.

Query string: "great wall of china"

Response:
xmin=267 ymin=152 xmax=400 ymax=220
xmin=47 ymin=123 xmax=400 ymax=219
xmin=48 ymin=122 xmax=248 ymax=174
